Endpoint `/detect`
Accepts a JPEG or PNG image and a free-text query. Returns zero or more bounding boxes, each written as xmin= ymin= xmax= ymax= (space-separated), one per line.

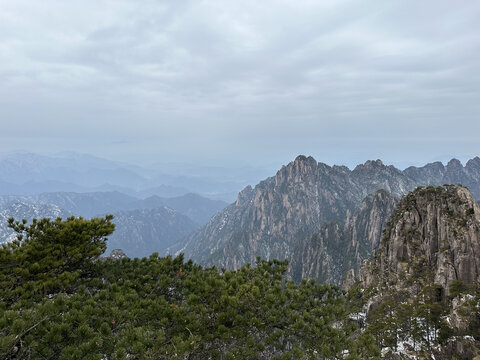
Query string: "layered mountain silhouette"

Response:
xmin=0 ymin=191 xmax=227 ymax=258
xmin=0 ymin=151 xmax=270 ymax=201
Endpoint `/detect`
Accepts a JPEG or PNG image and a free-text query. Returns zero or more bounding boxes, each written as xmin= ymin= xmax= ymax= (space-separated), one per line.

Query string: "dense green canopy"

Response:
xmin=0 ymin=215 xmax=378 ymax=359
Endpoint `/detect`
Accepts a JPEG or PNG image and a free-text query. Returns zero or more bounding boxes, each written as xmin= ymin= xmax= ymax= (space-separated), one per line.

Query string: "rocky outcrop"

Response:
xmin=360 ymin=185 xmax=480 ymax=296
xmin=108 ymin=249 xmax=127 ymax=260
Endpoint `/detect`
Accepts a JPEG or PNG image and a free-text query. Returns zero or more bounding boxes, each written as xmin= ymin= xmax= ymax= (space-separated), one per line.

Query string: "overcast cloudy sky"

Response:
xmin=0 ymin=0 xmax=479 ymax=169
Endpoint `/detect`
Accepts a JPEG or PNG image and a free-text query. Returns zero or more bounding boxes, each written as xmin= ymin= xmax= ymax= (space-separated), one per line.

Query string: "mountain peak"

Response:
xmin=236 ymin=185 xmax=254 ymax=206
xmin=293 ymin=155 xmax=317 ymax=165
xmin=353 ymin=159 xmax=385 ymax=171
xmin=366 ymin=159 xmax=384 ymax=167
xmin=466 ymin=156 xmax=480 ymax=169
xmin=447 ymin=158 xmax=463 ymax=168
xmin=283 ymin=155 xmax=319 ymax=176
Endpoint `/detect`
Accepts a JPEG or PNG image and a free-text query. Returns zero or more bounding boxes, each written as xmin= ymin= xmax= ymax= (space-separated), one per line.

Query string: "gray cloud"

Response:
xmin=0 ymin=0 xmax=479 ymax=168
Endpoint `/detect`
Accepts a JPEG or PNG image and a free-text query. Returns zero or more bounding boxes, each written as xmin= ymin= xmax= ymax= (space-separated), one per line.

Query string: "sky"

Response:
xmin=0 ymin=0 xmax=479 ymax=170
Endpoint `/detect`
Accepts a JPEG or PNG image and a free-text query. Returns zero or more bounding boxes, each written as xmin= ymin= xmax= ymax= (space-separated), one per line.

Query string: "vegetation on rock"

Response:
xmin=356 ymin=185 xmax=480 ymax=358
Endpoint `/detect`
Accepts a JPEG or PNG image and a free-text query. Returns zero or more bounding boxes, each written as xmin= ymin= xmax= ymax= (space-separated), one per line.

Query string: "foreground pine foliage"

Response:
xmin=0 ymin=216 xmax=379 ymax=359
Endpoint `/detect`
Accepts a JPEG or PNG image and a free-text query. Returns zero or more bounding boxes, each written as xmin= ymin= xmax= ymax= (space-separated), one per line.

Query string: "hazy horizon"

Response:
xmin=0 ymin=148 xmax=478 ymax=173
xmin=1 ymin=1 xmax=479 ymax=169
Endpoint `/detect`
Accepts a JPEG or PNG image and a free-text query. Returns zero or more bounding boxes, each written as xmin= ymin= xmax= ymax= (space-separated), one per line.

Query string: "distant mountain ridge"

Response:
xmin=0 ymin=191 xmax=227 ymax=258
xmin=0 ymin=151 xmax=271 ymax=201
xmin=0 ymin=191 xmax=138 ymax=218
xmin=131 ymin=193 xmax=228 ymax=225
xmin=175 ymin=155 xmax=480 ymax=284
xmin=0 ymin=152 xmax=146 ymax=189
xmin=0 ymin=191 xmax=227 ymax=224
xmin=107 ymin=207 xmax=198 ymax=258
xmin=404 ymin=157 xmax=480 ymax=199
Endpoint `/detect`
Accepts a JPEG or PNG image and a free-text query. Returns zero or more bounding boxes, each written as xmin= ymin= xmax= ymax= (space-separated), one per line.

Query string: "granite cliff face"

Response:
xmin=344 ymin=189 xmax=399 ymax=259
xmin=289 ymin=190 xmax=398 ymax=284
xmin=178 ymin=155 xmax=413 ymax=273
xmin=176 ymin=156 xmax=480 ymax=285
xmin=360 ymin=185 xmax=480 ymax=295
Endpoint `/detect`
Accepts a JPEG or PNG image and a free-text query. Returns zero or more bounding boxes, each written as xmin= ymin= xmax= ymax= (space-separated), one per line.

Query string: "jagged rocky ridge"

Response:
xmin=359 ymin=185 xmax=480 ymax=295
xmin=404 ymin=158 xmax=480 ymax=199
xmin=177 ymin=155 xmax=480 ymax=284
